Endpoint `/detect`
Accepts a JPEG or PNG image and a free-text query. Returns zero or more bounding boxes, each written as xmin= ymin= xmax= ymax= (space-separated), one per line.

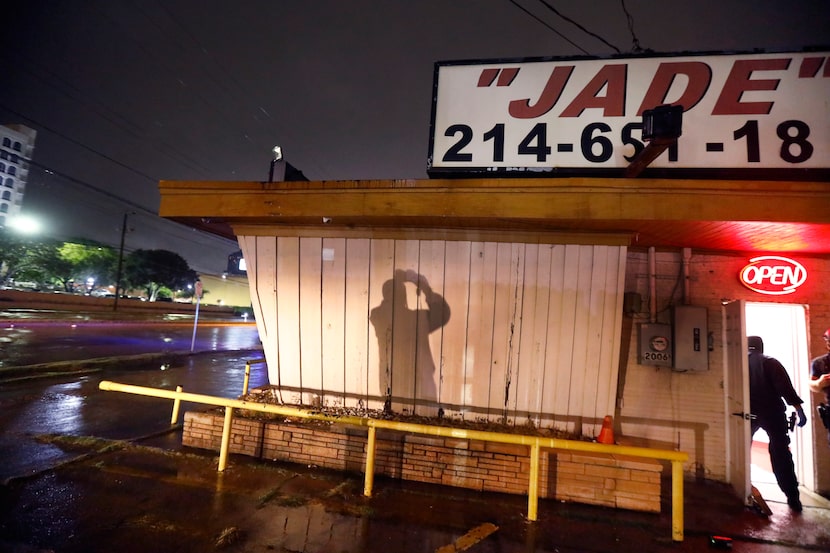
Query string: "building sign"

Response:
xmin=428 ymin=50 xmax=830 ymax=177
xmin=739 ymin=255 xmax=807 ymax=295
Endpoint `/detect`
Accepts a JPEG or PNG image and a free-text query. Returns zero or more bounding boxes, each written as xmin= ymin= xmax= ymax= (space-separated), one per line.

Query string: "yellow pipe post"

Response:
xmin=170 ymin=385 xmax=183 ymax=424
xmin=218 ymin=406 xmax=234 ymax=472
xmin=527 ymin=440 xmax=541 ymax=521
xmin=242 ymin=358 xmax=266 ymax=395
xmin=671 ymin=460 xmax=684 ymax=542
xmin=242 ymin=363 xmax=251 ymax=395
xmin=364 ymin=425 xmax=377 ymax=497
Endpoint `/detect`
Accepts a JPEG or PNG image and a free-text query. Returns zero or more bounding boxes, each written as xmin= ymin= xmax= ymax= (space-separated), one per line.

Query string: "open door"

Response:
xmin=745 ymin=302 xmax=814 ymax=493
xmin=723 ymin=299 xmax=751 ymax=504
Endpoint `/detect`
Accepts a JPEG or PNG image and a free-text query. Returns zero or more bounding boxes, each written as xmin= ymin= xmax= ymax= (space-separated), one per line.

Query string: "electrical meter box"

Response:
xmin=638 ymin=323 xmax=673 ymax=368
xmin=672 ymin=305 xmax=708 ymax=371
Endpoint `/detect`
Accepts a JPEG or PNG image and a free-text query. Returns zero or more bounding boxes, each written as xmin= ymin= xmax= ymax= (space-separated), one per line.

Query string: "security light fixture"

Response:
xmin=625 ymin=104 xmax=684 ymax=177
xmin=268 ymin=145 xmax=284 ymax=182
xmin=267 ymin=145 xmax=308 ymax=183
xmin=642 ymin=104 xmax=683 ymax=143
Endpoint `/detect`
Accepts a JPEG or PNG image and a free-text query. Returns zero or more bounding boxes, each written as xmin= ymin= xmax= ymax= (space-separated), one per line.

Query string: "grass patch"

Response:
xmin=215 ymin=526 xmax=243 ymax=549
xmin=35 ymin=433 xmax=127 ymax=454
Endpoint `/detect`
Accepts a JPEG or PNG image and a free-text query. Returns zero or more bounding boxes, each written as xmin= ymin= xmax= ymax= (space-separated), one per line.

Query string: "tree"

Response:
xmin=59 ymin=241 xmax=118 ymax=291
xmin=17 ymin=239 xmax=118 ymax=293
xmin=22 ymin=239 xmax=75 ymax=291
xmin=0 ymin=230 xmax=36 ymax=286
xmin=123 ymin=249 xmax=197 ymax=302
xmin=0 ymin=234 xmax=75 ymax=290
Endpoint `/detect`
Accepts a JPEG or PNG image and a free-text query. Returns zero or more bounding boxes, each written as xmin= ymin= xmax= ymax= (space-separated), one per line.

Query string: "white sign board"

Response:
xmin=428 ymin=51 xmax=830 ymax=178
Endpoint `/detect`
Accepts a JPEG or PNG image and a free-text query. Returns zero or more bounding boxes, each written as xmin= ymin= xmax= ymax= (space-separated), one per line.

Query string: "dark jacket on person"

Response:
xmin=749 ymin=350 xmax=803 ymax=418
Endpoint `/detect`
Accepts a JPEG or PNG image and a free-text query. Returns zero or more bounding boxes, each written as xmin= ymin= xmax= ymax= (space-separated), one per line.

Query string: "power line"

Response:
xmin=620 ymin=0 xmax=646 ymax=53
xmin=21 ymin=158 xmax=238 ymax=251
xmin=0 ymin=105 xmax=238 ymax=269
xmin=3 ymin=2 xmax=280 ymax=185
xmin=506 ymin=0 xmax=591 ymax=55
xmin=0 ymin=103 xmax=159 ymax=184
xmin=0 ymin=54 xmax=213 ymax=177
xmin=535 ymin=0 xmax=621 ymax=54
xmin=22 ymin=156 xmax=153 ymax=216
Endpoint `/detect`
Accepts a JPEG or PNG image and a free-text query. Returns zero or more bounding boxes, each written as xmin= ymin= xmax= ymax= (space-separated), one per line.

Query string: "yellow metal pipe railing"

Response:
xmin=98 ymin=380 xmax=689 ymax=541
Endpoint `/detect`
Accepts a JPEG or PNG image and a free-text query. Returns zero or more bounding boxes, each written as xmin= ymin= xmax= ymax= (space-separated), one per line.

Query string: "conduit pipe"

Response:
xmin=682 ymin=248 xmax=692 ymax=305
xmin=649 ymin=246 xmax=657 ymax=323
xmin=98 ymin=380 xmax=689 ymax=542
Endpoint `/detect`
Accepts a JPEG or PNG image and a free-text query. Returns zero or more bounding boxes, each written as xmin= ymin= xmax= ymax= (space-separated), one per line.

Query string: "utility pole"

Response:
xmin=112 ymin=211 xmax=133 ymax=311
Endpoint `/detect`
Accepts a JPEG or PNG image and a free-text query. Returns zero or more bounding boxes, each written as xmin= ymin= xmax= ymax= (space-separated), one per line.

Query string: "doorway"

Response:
xmin=745 ymin=301 xmax=815 ymax=501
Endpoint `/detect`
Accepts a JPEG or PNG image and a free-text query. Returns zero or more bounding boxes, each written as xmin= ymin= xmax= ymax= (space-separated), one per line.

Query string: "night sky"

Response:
xmin=1 ymin=1 xmax=827 ymax=274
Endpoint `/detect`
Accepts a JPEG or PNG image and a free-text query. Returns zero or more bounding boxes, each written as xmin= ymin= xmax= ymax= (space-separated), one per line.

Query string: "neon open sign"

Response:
xmin=739 ymin=256 xmax=807 ymax=295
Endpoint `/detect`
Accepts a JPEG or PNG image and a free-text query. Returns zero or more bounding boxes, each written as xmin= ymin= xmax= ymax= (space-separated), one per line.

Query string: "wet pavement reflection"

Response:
xmin=0 ymin=317 xmax=260 ymax=367
xmin=0 ymin=350 xmax=268 ymax=483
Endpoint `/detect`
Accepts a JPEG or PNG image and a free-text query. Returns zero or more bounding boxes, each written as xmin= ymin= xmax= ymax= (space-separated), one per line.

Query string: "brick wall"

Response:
xmin=183 ymin=411 xmax=663 ymax=513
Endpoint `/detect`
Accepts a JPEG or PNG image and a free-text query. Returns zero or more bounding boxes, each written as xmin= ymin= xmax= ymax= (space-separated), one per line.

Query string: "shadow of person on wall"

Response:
xmin=369 ymin=269 xmax=450 ymax=414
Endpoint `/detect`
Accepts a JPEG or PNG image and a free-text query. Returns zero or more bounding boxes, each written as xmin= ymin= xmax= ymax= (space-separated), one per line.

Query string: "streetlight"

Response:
xmin=7 ymin=214 xmax=42 ymax=235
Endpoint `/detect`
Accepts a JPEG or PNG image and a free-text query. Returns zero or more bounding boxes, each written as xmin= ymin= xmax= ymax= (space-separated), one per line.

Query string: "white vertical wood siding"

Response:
xmin=239 ymin=236 xmax=626 ymax=433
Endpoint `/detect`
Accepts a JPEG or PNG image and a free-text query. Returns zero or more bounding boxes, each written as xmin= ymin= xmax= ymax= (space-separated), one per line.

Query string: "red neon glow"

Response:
xmin=739 ymin=256 xmax=807 ymax=295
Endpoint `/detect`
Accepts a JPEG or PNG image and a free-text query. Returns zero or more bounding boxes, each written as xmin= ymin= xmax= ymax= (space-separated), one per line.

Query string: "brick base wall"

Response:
xmin=183 ymin=411 xmax=663 ymax=512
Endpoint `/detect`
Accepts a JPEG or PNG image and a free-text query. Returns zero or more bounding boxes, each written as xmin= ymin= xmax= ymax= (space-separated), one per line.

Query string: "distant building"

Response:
xmin=0 ymin=124 xmax=37 ymax=229
xmin=197 ymin=272 xmax=251 ymax=309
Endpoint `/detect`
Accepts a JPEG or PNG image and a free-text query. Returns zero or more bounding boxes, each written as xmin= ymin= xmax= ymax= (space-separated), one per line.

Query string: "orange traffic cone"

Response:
xmin=597 ymin=415 xmax=615 ymax=444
